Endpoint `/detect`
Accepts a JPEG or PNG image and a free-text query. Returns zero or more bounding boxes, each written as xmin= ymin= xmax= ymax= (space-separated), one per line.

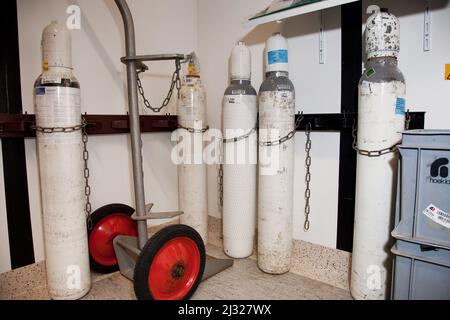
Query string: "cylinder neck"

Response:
xmin=230 ymin=79 xmax=251 ymax=85
xmin=45 ymin=66 xmax=73 ymax=74
xmin=366 ymin=56 xmax=398 ymax=67
xmin=265 ymin=71 xmax=288 ymax=78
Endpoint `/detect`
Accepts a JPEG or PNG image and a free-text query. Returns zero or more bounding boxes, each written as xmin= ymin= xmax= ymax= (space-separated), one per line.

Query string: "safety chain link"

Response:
xmin=32 ymin=116 xmax=93 ymax=229
xmin=217 ymin=124 xmax=258 ymax=208
xmin=304 ymin=123 xmax=312 ymax=231
xmin=82 ymin=117 xmax=93 ymax=230
xmin=177 ymin=124 xmax=210 ymax=133
xmin=352 ymin=121 xmax=400 ymax=157
xmin=258 ymin=112 xmax=303 ymax=147
xmin=217 ymin=138 xmax=224 ymax=208
xmin=32 ymin=118 xmax=87 ymax=133
xmin=352 ymin=110 xmax=411 ymax=157
xmin=222 ymin=127 xmax=258 ymax=144
xmin=136 ymin=59 xmax=182 ymax=113
xmin=218 ymin=112 xmax=303 ymax=208
xmin=405 ymin=109 xmax=411 ymax=131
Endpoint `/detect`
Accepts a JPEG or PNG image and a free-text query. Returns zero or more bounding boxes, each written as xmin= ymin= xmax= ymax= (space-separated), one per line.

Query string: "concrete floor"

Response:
xmin=82 ymin=245 xmax=351 ymax=300
xmin=8 ymin=245 xmax=351 ymax=300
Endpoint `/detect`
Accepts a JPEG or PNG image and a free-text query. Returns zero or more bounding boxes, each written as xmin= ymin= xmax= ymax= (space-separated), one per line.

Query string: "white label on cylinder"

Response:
xmin=35 ymin=86 xmax=81 ymax=144
xmin=222 ymin=94 xmax=257 ymax=258
xmin=351 ymin=80 xmax=405 ymax=300
xmin=35 ymin=85 xmax=90 ymax=299
xmin=258 ymin=90 xmax=295 ymax=274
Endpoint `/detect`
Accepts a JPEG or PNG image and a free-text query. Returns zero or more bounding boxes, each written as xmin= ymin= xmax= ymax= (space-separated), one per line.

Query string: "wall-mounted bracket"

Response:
xmin=0 ymin=113 xmax=178 ymax=138
xmin=295 ymin=112 xmax=426 ymax=132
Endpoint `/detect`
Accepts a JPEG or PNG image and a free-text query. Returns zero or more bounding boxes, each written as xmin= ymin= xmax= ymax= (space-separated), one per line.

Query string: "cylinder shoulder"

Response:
xmin=224 ymin=82 xmax=256 ymax=96
xmin=34 ymin=74 xmax=80 ymax=89
xmin=360 ymin=64 xmax=405 ymax=84
xmin=259 ymin=75 xmax=295 ymax=94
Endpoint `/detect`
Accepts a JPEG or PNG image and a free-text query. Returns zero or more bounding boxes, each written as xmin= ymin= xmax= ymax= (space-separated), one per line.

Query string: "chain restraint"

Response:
xmin=217 ymin=125 xmax=258 ymax=208
xmin=82 ymin=116 xmax=93 ymax=230
xmin=352 ymin=110 xmax=411 ymax=157
xmin=219 ymin=112 xmax=311 ymax=227
xmin=217 ymin=136 xmax=224 ymax=208
xmin=258 ymin=111 xmax=303 ymax=147
xmin=177 ymin=124 xmax=210 ymax=133
xmin=32 ymin=116 xmax=93 ymax=229
xmin=304 ymin=122 xmax=312 ymax=231
xmin=405 ymin=109 xmax=411 ymax=131
xmin=136 ymin=59 xmax=182 ymax=113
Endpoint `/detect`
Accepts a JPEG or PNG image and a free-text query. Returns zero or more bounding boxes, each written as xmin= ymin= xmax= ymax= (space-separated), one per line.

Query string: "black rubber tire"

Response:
xmin=133 ymin=224 xmax=206 ymax=300
xmin=87 ymin=203 xmax=135 ymax=274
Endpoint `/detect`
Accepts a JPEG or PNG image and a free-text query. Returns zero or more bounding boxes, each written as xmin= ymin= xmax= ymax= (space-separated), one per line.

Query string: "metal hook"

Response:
xmin=343 ymin=110 xmax=348 ymax=128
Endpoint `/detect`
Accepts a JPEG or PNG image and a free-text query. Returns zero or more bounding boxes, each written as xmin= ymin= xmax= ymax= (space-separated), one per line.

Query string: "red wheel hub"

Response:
xmin=148 ymin=237 xmax=201 ymax=300
xmin=89 ymin=213 xmax=137 ymax=266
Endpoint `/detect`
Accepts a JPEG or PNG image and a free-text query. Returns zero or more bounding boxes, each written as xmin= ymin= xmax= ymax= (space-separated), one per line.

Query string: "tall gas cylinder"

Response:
xmin=222 ymin=42 xmax=257 ymax=258
xmin=34 ymin=21 xmax=90 ymax=299
xmin=177 ymin=54 xmax=208 ymax=243
xmin=258 ymin=33 xmax=295 ymax=274
xmin=351 ymin=8 xmax=406 ymax=300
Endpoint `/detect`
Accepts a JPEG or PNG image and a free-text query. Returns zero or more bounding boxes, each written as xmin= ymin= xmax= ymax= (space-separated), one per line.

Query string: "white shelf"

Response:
xmin=243 ymin=0 xmax=359 ymax=28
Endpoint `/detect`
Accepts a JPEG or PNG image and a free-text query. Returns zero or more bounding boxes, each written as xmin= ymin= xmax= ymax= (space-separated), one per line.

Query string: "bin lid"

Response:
xmin=402 ymin=129 xmax=450 ymax=136
xmin=400 ymin=130 xmax=450 ymax=148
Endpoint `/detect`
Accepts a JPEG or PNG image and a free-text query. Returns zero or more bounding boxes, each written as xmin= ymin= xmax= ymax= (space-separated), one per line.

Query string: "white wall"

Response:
xmin=198 ymin=0 xmax=342 ymax=248
xmin=0 ymin=0 xmax=197 ymax=272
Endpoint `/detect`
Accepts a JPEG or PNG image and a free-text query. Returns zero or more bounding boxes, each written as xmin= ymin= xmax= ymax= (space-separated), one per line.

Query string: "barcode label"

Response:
xmin=423 ymin=204 xmax=450 ymax=229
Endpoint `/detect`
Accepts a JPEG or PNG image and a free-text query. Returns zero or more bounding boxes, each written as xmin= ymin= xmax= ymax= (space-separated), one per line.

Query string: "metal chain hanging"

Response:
xmin=136 ymin=59 xmax=182 ymax=113
xmin=222 ymin=126 xmax=258 ymax=144
xmin=405 ymin=109 xmax=411 ymax=131
xmin=217 ymin=137 xmax=224 ymax=208
xmin=217 ymin=124 xmax=258 ymax=208
xmin=258 ymin=111 xmax=303 ymax=147
xmin=351 ymin=120 xmax=400 ymax=157
xmin=177 ymin=124 xmax=210 ymax=133
xmin=82 ymin=116 xmax=93 ymax=230
xmin=32 ymin=116 xmax=93 ymax=229
xmin=352 ymin=111 xmax=411 ymax=156
xmin=32 ymin=119 xmax=87 ymax=133
xmin=304 ymin=123 xmax=312 ymax=231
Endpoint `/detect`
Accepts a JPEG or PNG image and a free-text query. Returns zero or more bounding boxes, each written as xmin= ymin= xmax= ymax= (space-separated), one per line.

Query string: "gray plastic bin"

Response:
xmin=391 ymin=239 xmax=450 ymax=300
xmin=393 ymin=130 xmax=450 ymax=249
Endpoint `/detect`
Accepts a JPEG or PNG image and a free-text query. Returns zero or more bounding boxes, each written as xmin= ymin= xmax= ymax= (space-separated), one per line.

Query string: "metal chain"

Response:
xmin=405 ymin=109 xmax=411 ymax=131
xmin=32 ymin=118 xmax=87 ymax=133
xmin=304 ymin=122 xmax=312 ymax=231
xmin=32 ymin=116 xmax=93 ymax=229
xmin=217 ymin=124 xmax=258 ymax=208
xmin=259 ymin=112 xmax=304 ymax=147
xmin=352 ymin=121 xmax=400 ymax=157
xmin=136 ymin=59 xmax=182 ymax=113
xmin=222 ymin=126 xmax=257 ymax=144
xmin=82 ymin=117 xmax=93 ymax=230
xmin=217 ymin=138 xmax=224 ymax=208
xmin=177 ymin=124 xmax=210 ymax=133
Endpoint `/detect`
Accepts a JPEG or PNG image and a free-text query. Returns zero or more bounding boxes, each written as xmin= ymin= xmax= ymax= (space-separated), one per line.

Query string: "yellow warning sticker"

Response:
xmin=446 ymin=64 xmax=450 ymax=80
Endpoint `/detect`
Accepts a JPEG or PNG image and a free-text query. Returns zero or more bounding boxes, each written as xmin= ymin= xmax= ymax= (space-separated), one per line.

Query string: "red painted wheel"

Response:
xmin=133 ymin=224 xmax=205 ymax=300
xmin=88 ymin=203 xmax=137 ymax=273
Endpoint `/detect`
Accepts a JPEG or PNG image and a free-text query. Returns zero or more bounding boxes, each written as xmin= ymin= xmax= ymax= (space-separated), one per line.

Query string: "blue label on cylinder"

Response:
xmin=395 ymin=97 xmax=406 ymax=115
xmin=35 ymin=87 xmax=45 ymax=95
xmin=268 ymin=49 xmax=288 ymax=64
